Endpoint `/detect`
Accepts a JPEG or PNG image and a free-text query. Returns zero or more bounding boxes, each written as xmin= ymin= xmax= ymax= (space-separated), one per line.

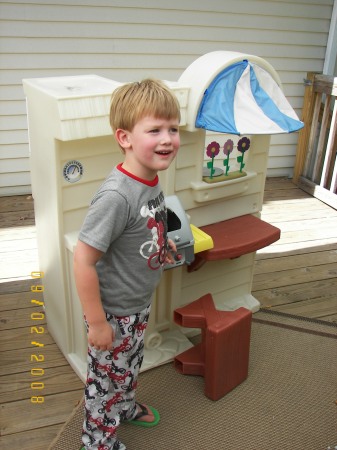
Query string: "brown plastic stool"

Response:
xmin=174 ymin=293 xmax=252 ymax=401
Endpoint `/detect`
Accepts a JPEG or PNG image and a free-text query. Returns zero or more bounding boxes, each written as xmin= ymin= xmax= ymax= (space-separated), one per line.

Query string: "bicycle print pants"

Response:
xmin=82 ymin=304 xmax=151 ymax=450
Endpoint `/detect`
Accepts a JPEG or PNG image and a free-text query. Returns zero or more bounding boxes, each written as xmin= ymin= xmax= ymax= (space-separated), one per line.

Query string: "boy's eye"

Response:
xmin=148 ymin=126 xmax=179 ymax=134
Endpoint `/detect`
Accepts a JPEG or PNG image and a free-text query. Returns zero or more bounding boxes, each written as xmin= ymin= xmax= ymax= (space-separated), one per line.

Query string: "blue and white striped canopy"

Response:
xmin=195 ymin=60 xmax=304 ymax=135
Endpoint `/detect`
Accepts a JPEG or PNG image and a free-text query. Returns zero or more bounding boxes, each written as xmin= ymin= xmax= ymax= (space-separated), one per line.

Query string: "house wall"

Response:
xmin=0 ymin=0 xmax=334 ymax=196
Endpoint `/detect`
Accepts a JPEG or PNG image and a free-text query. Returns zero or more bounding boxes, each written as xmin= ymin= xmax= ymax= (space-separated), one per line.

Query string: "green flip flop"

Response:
xmin=129 ymin=402 xmax=160 ymax=428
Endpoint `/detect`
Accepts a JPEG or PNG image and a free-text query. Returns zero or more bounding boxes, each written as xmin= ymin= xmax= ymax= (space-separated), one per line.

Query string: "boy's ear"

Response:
xmin=115 ymin=129 xmax=131 ymax=150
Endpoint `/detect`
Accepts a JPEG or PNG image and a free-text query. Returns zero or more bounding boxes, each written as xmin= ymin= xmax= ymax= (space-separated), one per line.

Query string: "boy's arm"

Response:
xmin=73 ymin=240 xmax=114 ymax=351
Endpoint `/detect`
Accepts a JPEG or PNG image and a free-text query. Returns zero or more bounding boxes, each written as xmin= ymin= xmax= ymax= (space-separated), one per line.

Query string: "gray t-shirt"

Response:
xmin=78 ymin=164 xmax=168 ymax=316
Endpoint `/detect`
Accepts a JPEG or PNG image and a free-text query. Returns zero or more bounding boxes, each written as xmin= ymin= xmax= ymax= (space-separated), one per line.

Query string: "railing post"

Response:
xmin=312 ymin=95 xmax=332 ymax=183
xmin=293 ymin=72 xmax=318 ymax=184
xmin=321 ymin=99 xmax=337 ymax=191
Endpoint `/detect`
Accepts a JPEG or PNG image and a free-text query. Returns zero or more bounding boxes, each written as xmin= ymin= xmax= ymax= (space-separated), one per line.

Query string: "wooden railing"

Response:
xmin=293 ymin=72 xmax=337 ymax=209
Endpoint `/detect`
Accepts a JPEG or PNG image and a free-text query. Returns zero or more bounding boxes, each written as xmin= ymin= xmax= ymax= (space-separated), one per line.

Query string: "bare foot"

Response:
xmin=129 ymin=402 xmax=160 ymax=427
xmin=134 ymin=403 xmax=155 ymax=423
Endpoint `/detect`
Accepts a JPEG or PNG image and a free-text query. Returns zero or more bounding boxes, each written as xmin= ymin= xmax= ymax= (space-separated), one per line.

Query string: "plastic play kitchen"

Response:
xmin=23 ymin=51 xmax=303 ymax=398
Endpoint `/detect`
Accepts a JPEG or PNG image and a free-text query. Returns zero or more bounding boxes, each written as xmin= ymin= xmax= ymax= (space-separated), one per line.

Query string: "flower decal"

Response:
xmin=206 ymin=141 xmax=220 ymax=158
xmin=237 ymin=137 xmax=250 ymax=172
xmin=223 ymin=139 xmax=234 ymax=175
xmin=223 ymin=139 xmax=234 ymax=156
xmin=206 ymin=141 xmax=220 ymax=179
xmin=203 ymin=136 xmax=251 ymax=180
xmin=237 ymin=137 xmax=250 ymax=153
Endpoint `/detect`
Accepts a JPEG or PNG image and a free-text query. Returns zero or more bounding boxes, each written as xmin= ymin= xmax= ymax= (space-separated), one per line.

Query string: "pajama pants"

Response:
xmin=82 ymin=304 xmax=151 ymax=450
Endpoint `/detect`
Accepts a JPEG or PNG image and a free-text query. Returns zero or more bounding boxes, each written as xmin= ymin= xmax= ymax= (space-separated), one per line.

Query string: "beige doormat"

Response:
xmin=49 ymin=310 xmax=337 ymax=450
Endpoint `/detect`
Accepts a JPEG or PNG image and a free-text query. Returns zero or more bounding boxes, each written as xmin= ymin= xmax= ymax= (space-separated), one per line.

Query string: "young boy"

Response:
xmin=73 ymin=79 xmax=181 ymax=450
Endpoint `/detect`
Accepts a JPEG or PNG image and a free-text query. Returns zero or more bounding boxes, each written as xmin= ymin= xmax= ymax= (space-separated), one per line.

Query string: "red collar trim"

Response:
xmin=117 ymin=163 xmax=159 ymax=187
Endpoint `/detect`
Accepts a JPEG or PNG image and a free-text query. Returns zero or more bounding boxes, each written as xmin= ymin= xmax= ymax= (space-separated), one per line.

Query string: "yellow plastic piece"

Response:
xmin=190 ymin=224 xmax=214 ymax=253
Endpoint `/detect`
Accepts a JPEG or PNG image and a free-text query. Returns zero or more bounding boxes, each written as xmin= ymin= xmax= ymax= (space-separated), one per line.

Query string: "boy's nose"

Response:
xmin=160 ymin=131 xmax=172 ymax=144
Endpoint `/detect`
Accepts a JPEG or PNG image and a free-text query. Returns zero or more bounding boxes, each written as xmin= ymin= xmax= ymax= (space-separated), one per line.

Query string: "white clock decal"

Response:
xmin=63 ymin=160 xmax=84 ymax=183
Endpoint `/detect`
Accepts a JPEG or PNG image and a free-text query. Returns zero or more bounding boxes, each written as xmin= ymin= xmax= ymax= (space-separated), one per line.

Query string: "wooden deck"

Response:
xmin=1 ymin=177 xmax=337 ymax=449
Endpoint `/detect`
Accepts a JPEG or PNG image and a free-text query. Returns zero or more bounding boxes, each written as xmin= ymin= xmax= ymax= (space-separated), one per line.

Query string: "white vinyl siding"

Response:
xmin=0 ymin=0 xmax=334 ymax=195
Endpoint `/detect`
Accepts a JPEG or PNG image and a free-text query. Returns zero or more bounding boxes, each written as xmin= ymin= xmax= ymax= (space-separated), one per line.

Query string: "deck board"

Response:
xmin=0 ymin=366 xmax=83 ymax=404
xmin=1 ymin=425 xmax=63 ymax=450
xmin=1 ymin=344 xmax=70 ymax=377
xmin=1 ymin=390 xmax=83 ymax=435
xmin=0 ymin=177 xmax=336 ymax=448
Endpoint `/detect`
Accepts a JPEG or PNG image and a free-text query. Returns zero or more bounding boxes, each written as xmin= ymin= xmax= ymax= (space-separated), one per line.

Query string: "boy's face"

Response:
xmin=120 ymin=115 xmax=180 ymax=181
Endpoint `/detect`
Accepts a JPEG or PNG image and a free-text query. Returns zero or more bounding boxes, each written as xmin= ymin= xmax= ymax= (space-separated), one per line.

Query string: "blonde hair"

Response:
xmin=109 ymin=79 xmax=181 ymax=133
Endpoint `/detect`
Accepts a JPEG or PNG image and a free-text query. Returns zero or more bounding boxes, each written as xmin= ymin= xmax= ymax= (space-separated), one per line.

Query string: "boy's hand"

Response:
xmin=88 ymin=320 xmax=114 ymax=351
xmin=165 ymin=238 xmax=177 ymax=265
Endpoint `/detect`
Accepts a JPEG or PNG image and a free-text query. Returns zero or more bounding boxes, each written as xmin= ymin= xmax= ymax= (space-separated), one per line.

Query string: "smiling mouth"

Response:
xmin=155 ymin=150 xmax=172 ymax=155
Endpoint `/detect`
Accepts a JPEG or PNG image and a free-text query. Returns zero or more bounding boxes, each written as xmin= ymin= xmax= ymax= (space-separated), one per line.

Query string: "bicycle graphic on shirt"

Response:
xmin=139 ymin=204 xmax=167 ymax=270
